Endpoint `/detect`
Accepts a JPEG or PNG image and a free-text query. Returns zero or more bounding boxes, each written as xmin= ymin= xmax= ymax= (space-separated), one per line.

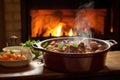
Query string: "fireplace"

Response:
xmin=30 ymin=9 xmax=107 ymax=37
xmin=21 ymin=0 xmax=120 ymax=50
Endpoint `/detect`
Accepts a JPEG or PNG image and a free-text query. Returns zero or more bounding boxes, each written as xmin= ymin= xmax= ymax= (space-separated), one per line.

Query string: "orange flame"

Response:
xmin=30 ymin=9 xmax=107 ymax=37
xmin=41 ymin=23 xmax=63 ymax=37
xmin=68 ymin=28 xmax=73 ymax=36
xmin=56 ymin=24 xmax=62 ymax=36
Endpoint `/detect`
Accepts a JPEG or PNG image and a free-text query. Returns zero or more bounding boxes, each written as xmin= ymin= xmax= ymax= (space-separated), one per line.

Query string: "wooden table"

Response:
xmin=0 ymin=51 xmax=120 ymax=80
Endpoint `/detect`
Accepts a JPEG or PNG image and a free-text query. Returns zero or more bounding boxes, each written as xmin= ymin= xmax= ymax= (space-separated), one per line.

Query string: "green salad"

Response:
xmin=20 ymin=40 xmax=42 ymax=58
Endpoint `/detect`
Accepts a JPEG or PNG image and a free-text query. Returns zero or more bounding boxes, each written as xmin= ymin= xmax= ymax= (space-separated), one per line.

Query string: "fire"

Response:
xmin=30 ymin=9 xmax=107 ymax=37
xmin=56 ymin=23 xmax=62 ymax=36
xmin=41 ymin=23 xmax=64 ymax=37
xmin=45 ymin=23 xmax=63 ymax=37
xmin=68 ymin=28 xmax=73 ymax=36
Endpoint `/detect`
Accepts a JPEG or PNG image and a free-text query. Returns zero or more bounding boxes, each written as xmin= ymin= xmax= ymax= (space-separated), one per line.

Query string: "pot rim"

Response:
xmin=32 ymin=37 xmax=117 ymax=56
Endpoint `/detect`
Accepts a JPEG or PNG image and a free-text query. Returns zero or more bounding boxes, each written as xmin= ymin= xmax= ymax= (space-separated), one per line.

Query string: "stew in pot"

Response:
xmin=43 ymin=39 xmax=107 ymax=54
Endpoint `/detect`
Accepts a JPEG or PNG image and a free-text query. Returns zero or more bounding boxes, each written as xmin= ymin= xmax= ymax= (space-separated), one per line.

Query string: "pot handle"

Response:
xmin=106 ymin=40 xmax=118 ymax=46
xmin=32 ymin=42 xmax=43 ymax=50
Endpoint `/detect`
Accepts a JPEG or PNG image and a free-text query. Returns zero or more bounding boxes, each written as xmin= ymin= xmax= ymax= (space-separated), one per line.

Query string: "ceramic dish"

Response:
xmin=0 ymin=46 xmax=34 ymax=67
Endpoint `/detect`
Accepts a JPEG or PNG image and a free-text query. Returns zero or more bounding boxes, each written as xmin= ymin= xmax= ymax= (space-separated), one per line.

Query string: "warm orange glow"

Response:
xmin=110 ymin=26 xmax=113 ymax=33
xmin=30 ymin=9 xmax=107 ymax=37
xmin=43 ymin=23 xmax=63 ymax=37
xmin=84 ymin=28 xmax=88 ymax=33
xmin=56 ymin=23 xmax=62 ymax=36
xmin=68 ymin=28 xmax=73 ymax=36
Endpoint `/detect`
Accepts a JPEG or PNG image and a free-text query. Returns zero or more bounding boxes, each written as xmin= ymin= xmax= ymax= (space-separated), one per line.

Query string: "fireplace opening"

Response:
xmin=30 ymin=9 xmax=107 ymax=38
xmin=21 ymin=0 xmax=120 ymax=50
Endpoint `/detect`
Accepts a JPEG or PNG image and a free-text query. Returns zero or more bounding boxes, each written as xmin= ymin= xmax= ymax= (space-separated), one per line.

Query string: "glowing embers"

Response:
xmin=30 ymin=9 xmax=107 ymax=37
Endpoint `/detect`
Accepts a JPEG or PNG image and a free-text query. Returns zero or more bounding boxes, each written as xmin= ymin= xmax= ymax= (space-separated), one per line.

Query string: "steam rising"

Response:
xmin=74 ymin=0 xmax=95 ymax=45
xmin=75 ymin=0 xmax=95 ymax=38
xmin=78 ymin=0 xmax=94 ymax=9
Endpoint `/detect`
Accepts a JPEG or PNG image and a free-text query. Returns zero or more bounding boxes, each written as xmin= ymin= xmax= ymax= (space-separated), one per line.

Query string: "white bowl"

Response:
xmin=0 ymin=46 xmax=34 ymax=67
